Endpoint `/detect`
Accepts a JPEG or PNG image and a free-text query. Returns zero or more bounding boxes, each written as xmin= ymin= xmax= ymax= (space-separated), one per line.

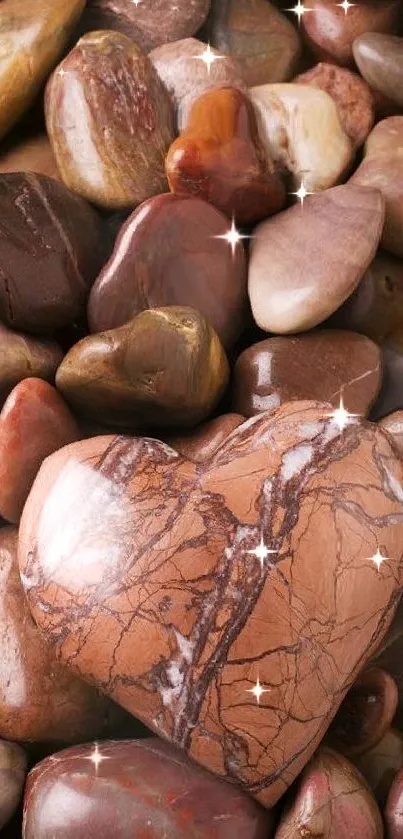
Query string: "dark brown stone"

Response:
xmin=371 ymin=331 xmax=403 ymax=419
xmin=326 ymin=667 xmax=398 ymax=757
xmin=166 ymin=86 xmax=286 ymax=226
xmin=0 ymin=173 xmax=107 ymax=334
xmin=0 ymin=741 xmax=26 ymax=830
xmin=88 ymin=194 xmax=248 ymax=350
xmin=232 ymin=331 xmax=381 ymax=418
xmin=23 ymin=739 xmax=273 ymax=839
xmin=18 ymin=402 xmax=403 ymax=807
xmin=57 ymin=307 xmax=229 ymax=429
xmin=0 ymin=324 xmax=62 ymax=405
xmin=353 ymin=33 xmax=403 ymax=110
xmin=167 ymin=413 xmax=245 ymax=461
xmin=0 ymin=379 xmax=79 ymax=523
xmin=45 ymin=31 xmax=175 ymax=210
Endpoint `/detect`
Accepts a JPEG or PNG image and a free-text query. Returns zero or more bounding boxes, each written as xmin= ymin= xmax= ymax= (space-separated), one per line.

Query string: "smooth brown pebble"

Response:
xmin=0 ymin=741 xmax=26 ymax=830
xmin=0 ymin=379 xmax=79 ymax=523
xmin=353 ymin=33 xmax=403 ymax=110
xmin=46 ymin=31 xmax=175 ymax=210
xmin=294 ymin=62 xmax=374 ymax=148
xmin=0 ymin=324 xmax=62 ymax=405
xmin=371 ymin=331 xmax=403 ymax=419
xmin=167 ymin=413 xmax=245 ymax=461
xmin=232 ymin=330 xmax=381 ymax=417
xmin=0 ymin=133 xmax=59 ymax=179
xmin=150 ymin=37 xmax=247 ymax=130
xmin=57 ymin=307 xmax=229 ymax=429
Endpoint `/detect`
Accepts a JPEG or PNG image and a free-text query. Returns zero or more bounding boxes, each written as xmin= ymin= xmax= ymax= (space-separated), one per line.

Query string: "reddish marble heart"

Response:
xmin=19 ymin=402 xmax=403 ymax=807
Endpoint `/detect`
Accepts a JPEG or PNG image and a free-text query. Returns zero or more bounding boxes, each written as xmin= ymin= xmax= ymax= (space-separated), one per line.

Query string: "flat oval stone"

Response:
xmin=352 ymin=117 xmax=403 ymax=258
xmin=57 ymin=307 xmax=229 ymax=429
xmin=207 ymin=0 xmax=301 ymax=86
xmin=371 ymin=331 xmax=403 ymax=420
xmin=380 ymin=411 xmax=403 ymax=456
xmin=301 ymin=0 xmax=401 ymax=67
xmin=0 ymin=741 xmax=26 ymax=830
xmin=88 ymin=194 xmax=248 ymax=349
xmin=0 ymin=324 xmax=62 ymax=405
xmin=0 ymin=133 xmax=60 ymax=179
xmin=0 ymin=378 xmax=79 ymax=523
xmin=18 ymin=402 xmax=403 ymax=806
xmin=45 ymin=31 xmax=175 ymax=210
xmin=250 ymin=83 xmax=353 ymax=192
xmin=248 ymin=184 xmax=384 ymax=334
xmin=386 ymin=769 xmax=403 ymax=838
xmin=150 ymin=38 xmax=247 ymax=130
xmin=0 ymin=173 xmax=107 ymax=333
xmin=167 ymin=413 xmax=245 ymax=461
xmin=166 ymin=87 xmax=286 ymax=226
xmin=0 ymin=527 xmax=131 ymax=745
xmin=353 ymin=34 xmax=403 ymax=110
xmin=80 ymin=0 xmax=211 ymax=52
xmin=0 ymin=0 xmax=85 ymax=140
xmin=294 ymin=62 xmax=374 ymax=148
xmin=232 ymin=331 xmax=382 ymax=418
xmin=23 ymin=739 xmax=273 ymax=839
xmin=329 ymin=250 xmax=403 ymax=343
xmin=275 ymin=748 xmax=383 ymax=839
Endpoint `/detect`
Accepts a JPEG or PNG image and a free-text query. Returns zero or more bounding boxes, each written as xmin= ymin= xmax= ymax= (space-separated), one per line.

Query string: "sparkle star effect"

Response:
xmin=86 ymin=743 xmax=110 ymax=774
xmin=214 ymin=219 xmax=250 ymax=256
xmin=337 ymin=0 xmax=356 ymax=13
xmin=291 ymin=181 xmax=314 ymax=206
xmin=246 ymin=678 xmax=271 ymax=705
xmin=194 ymin=43 xmax=223 ymax=75
xmin=247 ymin=536 xmax=277 ymax=570
xmin=132 ymin=0 xmax=142 ymax=6
xmin=326 ymin=396 xmax=360 ymax=432
xmin=368 ymin=549 xmax=388 ymax=572
xmin=286 ymin=3 xmax=313 ymax=23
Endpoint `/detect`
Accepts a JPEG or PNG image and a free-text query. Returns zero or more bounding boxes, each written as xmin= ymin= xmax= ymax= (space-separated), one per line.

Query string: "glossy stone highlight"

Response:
xmin=46 ymin=31 xmax=175 ymax=210
xmin=248 ymin=184 xmax=384 ymax=334
xmin=353 ymin=33 xmax=403 ymax=110
xmin=232 ymin=331 xmax=381 ymax=418
xmin=0 ymin=173 xmax=107 ymax=334
xmin=88 ymin=194 xmax=248 ymax=349
xmin=18 ymin=402 xmax=403 ymax=806
xmin=0 ymin=379 xmax=79 ymax=523
xmin=57 ymin=307 xmax=229 ymax=429
xmin=166 ymin=87 xmax=286 ymax=225
xmin=23 ymin=739 xmax=273 ymax=839
xmin=208 ymin=0 xmax=301 ymax=86
xmin=250 ymin=83 xmax=353 ymax=192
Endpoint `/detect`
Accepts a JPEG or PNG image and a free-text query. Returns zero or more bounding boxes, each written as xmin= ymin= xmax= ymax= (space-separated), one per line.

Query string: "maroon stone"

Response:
xmin=167 ymin=413 xmax=245 ymax=461
xmin=326 ymin=667 xmax=398 ymax=757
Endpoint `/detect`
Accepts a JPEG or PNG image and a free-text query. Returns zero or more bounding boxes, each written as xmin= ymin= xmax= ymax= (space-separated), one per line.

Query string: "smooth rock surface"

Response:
xmin=167 ymin=413 xmax=245 ymax=461
xmin=232 ymin=331 xmax=381 ymax=418
xmin=46 ymin=31 xmax=175 ymax=210
xmin=0 ymin=0 xmax=85 ymax=140
xmin=207 ymin=0 xmax=301 ymax=86
xmin=0 ymin=741 xmax=26 ymax=830
xmin=248 ymin=184 xmax=384 ymax=333
xmin=18 ymin=401 xmax=403 ymax=806
xmin=386 ymin=768 xmax=403 ymax=838
xmin=371 ymin=331 xmax=403 ymax=419
xmin=88 ymin=194 xmax=248 ymax=349
xmin=57 ymin=307 xmax=229 ymax=429
xmin=330 ymin=250 xmax=403 ymax=343
xmin=301 ymin=0 xmax=401 ymax=67
xmin=0 ymin=173 xmax=107 ymax=333
xmin=352 ymin=117 xmax=403 ymax=258
xmin=0 ymin=379 xmax=79 ymax=523
xmin=0 ymin=324 xmax=62 ymax=405
xmin=353 ymin=729 xmax=403 ymax=807
xmin=380 ymin=411 xmax=403 ymax=456
xmin=150 ymin=38 xmax=247 ymax=130
xmin=250 ymin=83 xmax=353 ymax=192
xmin=294 ymin=62 xmax=374 ymax=148
xmin=0 ymin=527 xmax=130 ymax=745
xmin=23 ymin=738 xmax=273 ymax=839
xmin=354 ymin=33 xmax=403 ymax=110
xmin=81 ymin=0 xmax=211 ymax=52
xmin=0 ymin=133 xmax=59 ymax=179
xmin=275 ymin=747 xmax=383 ymax=839
xmin=166 ymin=87 xmax=286 ymax=225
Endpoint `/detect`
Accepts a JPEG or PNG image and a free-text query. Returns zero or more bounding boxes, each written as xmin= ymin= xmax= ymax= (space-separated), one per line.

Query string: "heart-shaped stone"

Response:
xmin=19 ymin=402 xmax=403 ymax=807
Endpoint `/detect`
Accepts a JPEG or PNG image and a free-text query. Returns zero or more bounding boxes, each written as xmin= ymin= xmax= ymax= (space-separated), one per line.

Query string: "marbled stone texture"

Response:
xmin=45 ymin=31 xmax=175 ymax=210
xmin=23 ymin=738 xmax=273 ymax=839
xmin=380 ymin=412 xmax=403 ymax=457
xmin=88 ymin=194 xmax=248 ymax=349
xmin=18 ymin=402 xmax=403 ymax=807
